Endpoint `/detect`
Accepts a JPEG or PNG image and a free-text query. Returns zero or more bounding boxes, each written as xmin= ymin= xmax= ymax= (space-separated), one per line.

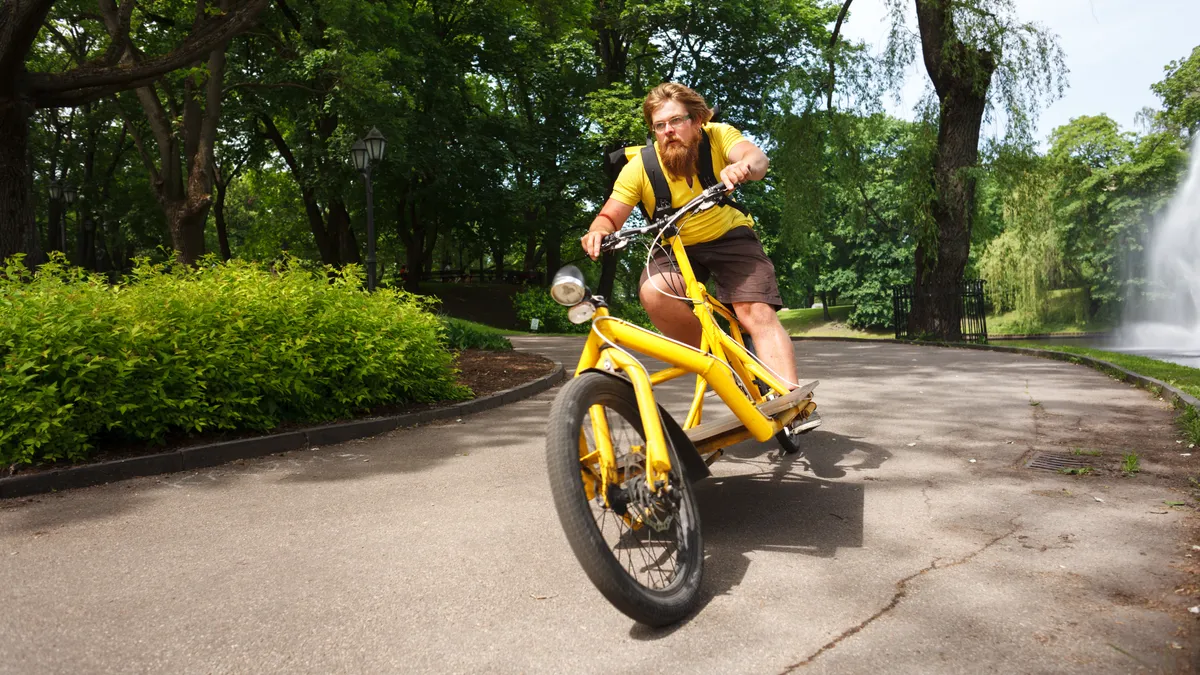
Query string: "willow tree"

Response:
xmin=0 ymin=0 xmax=269 ymax=263
xmin=884 ymin=0 xmax=1065 ymax=339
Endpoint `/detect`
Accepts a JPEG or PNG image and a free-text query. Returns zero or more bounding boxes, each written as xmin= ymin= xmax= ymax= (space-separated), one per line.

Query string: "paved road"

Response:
xmin=2 ymin=339 xmax=1197 ymax=674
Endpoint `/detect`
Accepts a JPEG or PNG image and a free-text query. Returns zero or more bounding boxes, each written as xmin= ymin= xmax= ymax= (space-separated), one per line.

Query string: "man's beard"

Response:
xmin=660 ymin=136 xmax=699 ymax=181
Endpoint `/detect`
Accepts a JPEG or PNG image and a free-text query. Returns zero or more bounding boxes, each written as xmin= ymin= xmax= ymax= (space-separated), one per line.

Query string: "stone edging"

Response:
xmin=0 ymin=362 xmax=567 ymax=499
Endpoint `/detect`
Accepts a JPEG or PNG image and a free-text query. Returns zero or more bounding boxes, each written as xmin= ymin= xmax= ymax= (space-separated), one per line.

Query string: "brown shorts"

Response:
xmin=639 ymin=226 xmax=782 ymax=310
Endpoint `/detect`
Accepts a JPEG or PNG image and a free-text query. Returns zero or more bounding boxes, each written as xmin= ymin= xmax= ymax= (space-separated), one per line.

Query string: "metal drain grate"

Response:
xmin=1025 ymin=452 xmax=1096 ymax=472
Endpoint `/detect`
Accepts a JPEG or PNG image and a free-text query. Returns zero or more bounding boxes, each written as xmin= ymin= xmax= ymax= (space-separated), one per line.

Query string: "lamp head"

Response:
xmin=350 ymin=140 xmax=369 ymax=172
xmin=364 ymin=127 xmax=386 ymax=162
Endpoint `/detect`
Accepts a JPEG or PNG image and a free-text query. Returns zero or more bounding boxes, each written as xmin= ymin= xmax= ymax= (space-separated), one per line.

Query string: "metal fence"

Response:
xmin=398 ymin=270 xmax=544 ymax=285
xmin=892 ymin=280 xmax=988 ymax=343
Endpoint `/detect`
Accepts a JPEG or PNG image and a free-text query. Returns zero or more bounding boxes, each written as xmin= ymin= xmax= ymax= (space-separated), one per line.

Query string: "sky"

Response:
xmin=837 ymin=0 xmax=1200 ymax=144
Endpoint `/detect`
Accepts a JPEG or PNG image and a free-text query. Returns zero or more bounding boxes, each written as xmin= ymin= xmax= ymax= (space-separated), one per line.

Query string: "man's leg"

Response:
xmin=733 ymin=301 xmax=798 ymax=389
xmin=640 ymin=271 xmax=701 ymax=348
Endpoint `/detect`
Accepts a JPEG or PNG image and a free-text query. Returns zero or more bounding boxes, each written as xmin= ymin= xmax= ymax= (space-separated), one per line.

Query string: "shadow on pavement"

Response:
xmin=630 ymin=431 xmax=892 ymax=640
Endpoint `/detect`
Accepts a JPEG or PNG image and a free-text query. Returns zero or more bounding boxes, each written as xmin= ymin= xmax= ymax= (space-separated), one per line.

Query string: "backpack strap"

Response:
xmin=640 ymin=144 xmax=675 ymax=220
xmin=640 ymin=129 xmax=749 ymax=222
xmin=607 ymin=147 xmax=651 ymax=220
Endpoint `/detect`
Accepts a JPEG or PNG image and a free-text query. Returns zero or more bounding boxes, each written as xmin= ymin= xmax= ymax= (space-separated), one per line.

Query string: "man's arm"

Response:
xmin=719 ymin=140 xmax=770 ymax=190
xmin=581 ymin=199 xmax=636 ymax=260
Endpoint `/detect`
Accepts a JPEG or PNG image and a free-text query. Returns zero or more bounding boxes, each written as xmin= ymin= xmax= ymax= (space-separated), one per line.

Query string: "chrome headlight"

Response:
xmin=549 ymin=265 xmax=588 ymax=306
xmin=567 ymin=301 xmax=596 ymax=324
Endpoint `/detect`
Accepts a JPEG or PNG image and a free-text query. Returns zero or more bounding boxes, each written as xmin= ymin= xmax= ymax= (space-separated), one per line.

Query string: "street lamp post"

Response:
xmin=350 ymin=127 xmax=386 ymax=291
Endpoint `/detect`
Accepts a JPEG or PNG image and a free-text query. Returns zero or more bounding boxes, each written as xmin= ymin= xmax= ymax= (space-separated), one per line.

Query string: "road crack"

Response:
xmin=779 ymin=521 xmax=1019 ymax=672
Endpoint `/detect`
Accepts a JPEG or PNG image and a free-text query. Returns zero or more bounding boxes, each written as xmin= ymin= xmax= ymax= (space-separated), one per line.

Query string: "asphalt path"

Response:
xmin=2 ymin=338 xmax=1197 ymax=674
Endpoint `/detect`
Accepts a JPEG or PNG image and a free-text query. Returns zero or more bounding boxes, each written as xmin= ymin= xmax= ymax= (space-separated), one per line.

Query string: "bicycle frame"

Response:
xmin=573 ymin=226 xmax=804 ymax=495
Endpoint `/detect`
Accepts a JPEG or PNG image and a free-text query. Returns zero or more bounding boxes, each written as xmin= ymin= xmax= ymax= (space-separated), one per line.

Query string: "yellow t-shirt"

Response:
xmin=610 ymin=122 xmax=756 ymax=246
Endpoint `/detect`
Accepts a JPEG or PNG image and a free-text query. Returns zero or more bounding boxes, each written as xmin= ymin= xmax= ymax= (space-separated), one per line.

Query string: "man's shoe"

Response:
xmin=792 ymin=411 xmax=822 ymax=434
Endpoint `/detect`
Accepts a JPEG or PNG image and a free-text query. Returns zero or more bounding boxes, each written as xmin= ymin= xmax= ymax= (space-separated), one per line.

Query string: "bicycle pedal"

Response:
xmin=792 ymin=412 xmax=822 ymax=434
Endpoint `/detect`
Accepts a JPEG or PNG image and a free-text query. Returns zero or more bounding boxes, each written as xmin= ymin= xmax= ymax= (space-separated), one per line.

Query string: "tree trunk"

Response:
xmin=167 ymin=202 xmax=209 ymax=264
xmin=491 ymin=242 xmax=505 ymax=277
xmin=399 ymin=196 xmax=424 ymax=293
xmin=596 ymin=139 xmax=624 ymax=296
xmin=47 ymin=200 xmax=62 ymax=252
xmin=214 ymin=176 xmax=232 ymax=260
xmin=910 ymin=0 xmax=996 ymax=341
xmin=329 ymin=200 xmax=360 ymax=265
xmin=0 ymin=96 xmax=37 ymax=263
xmin=543 ymin=226 xmax=561 ymax=287
xmin=522 ymin=231 xmax=538 ymax=273
xmin=422 ymin=225 xmax=438 ymax=275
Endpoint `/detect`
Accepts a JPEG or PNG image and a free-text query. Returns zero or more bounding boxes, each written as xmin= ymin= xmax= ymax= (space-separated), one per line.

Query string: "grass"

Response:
xmin=1180 ymin=407 xmax=1200 ymax=446
xmin=1059 ymin=467 xmax=1094 ymax=476
xmin=1122 ymin=452 xmax=1141 ymax=475
xmin=441 ymin=316 xmax=525 ymax=337
xmin=778 ymin=305 xmax=892 ymax=339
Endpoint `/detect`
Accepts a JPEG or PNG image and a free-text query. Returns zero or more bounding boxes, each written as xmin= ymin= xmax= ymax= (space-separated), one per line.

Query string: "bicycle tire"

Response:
xmin=546 ymin=372 xmax=703 ymax=626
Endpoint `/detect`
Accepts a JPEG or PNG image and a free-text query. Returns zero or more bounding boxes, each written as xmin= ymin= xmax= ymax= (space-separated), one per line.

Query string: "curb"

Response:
xmin=1 ymin=362 xmax=567 ymax=499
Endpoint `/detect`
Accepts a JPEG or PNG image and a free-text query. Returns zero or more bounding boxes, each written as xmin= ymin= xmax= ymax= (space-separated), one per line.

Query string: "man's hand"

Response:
xmin=581 ymin=230 xmax=608 ymax=260
xmin=724 ymin=140 xmax=769 ymax=189
xmin=718 ymin=160 xmax=753 ymax=190
xmin=581 ymin=199 xmax=635 ymax=260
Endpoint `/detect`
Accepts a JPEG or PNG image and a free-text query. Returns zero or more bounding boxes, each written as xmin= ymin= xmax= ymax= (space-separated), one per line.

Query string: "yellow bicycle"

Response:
xmin=545 ymin=184 xmax=819 ymax=626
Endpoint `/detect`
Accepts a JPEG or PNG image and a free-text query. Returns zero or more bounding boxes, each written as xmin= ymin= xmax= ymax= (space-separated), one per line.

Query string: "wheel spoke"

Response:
xmin=580 ymin=403 xmax=688 ymax=591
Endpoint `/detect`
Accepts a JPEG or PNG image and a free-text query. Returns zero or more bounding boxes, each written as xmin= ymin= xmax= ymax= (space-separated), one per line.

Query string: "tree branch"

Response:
xmin=118 ymin=113 xmax=163 ymax=189
xmin=273 ymin=0 xmax=306 ymax=35
xmin=28 ymin=0 xmax=270 ymax=102
xmin=0 ymin=0 xmax=56 ymax=81
xmin=826 ymin=0 xmax=853 ymax=113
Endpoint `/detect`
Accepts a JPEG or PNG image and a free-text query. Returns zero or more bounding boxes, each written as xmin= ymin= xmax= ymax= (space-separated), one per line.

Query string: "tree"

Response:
xmin=0 ymin=0 xmax=270 ymax=262
xmin=1151 ymin=45 xmax=1200 ymax=137
xmin=884 ymin=0 xmax=1064 ymax=339
xmin=1047 ymin=114 xmax=1186 ymax=316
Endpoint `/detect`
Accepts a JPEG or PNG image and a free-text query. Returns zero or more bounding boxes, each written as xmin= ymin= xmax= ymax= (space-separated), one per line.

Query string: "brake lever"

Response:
xmin=600 ymin=233 xmax=631 ymax=252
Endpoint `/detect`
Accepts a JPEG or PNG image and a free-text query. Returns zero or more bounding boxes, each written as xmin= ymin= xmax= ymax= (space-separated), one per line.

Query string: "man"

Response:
xmin=580 ymin=82 xmax=798 ymax=389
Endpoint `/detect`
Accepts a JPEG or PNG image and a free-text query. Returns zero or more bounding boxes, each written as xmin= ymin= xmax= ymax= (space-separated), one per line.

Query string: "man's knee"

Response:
xmin=640 ymin=275 xmax=679 ymax=308
xmin=734 ymin=302 xmax=779 ymax=330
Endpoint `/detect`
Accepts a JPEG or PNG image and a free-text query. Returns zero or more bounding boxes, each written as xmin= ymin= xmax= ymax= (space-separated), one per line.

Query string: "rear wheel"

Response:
xmin=546 ymin=372 xmax=703 ymax=626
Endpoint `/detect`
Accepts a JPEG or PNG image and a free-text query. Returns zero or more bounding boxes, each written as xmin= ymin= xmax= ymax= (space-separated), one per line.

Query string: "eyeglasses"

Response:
xmin=651 ymin=114 xmax=692 ymax=134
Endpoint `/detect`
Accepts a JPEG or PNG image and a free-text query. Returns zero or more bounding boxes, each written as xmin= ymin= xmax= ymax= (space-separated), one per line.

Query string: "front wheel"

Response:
xmin=545 ymin=372 xmax=703 ymax=626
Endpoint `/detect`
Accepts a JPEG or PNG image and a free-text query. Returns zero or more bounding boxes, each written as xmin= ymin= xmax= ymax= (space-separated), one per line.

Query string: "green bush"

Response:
xmin=511 ymin=286 xmax=659 ymax=334
xmin=0 ymin=254 xmax=469 ymax=467
xmin=609 ymin=298 xmax=656 ymax=331
xmin=441 ymin=317 xmax=512 ymax=351
xmin=512 ymin=287 xmax=590 ymax=334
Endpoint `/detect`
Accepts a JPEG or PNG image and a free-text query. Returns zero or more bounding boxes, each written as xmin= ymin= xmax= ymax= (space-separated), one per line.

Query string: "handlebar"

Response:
xmin=600 ymin=183 xmax=733 ymax=253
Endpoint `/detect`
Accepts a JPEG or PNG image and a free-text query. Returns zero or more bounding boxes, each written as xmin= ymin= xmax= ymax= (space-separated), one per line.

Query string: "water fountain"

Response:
xmin=1117 ymin=135 xmax=1200 ymax=369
